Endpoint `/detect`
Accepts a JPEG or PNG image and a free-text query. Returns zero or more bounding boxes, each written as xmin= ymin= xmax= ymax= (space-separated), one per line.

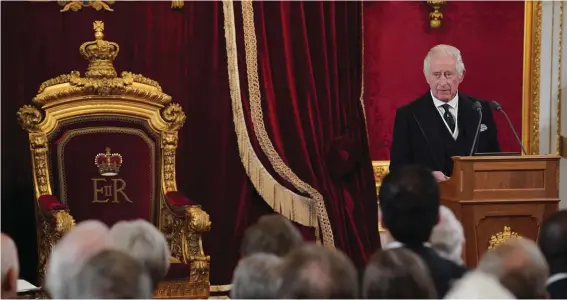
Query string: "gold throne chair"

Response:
xmin=17 ymin=21 xmax=211 ymax=299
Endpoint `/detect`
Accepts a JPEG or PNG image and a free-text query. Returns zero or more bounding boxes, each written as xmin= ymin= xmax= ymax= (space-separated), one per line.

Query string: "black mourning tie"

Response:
xmin=441 ymin=104 xmax=456 ymax=133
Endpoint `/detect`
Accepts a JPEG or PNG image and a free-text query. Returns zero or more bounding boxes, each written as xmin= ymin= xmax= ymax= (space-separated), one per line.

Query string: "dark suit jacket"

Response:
xmin=408 ymin=246 xmax=468 ymax=298
xmin=548 ymin=276 xmax=567 ymax=299
xmin=389 ymin=92 xmax=500 ymax=176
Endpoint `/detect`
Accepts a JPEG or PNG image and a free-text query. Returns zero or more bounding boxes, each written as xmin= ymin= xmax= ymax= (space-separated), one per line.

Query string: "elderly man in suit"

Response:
xmin=389 ymin=44 xmax=500 ymax=181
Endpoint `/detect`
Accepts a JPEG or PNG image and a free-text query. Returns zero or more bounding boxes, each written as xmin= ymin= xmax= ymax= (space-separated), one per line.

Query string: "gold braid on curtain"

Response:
xmin=240 ymin=0 xmax=335 ymax=247
xmin=360 ymin=0 xmax=369 ymax=137
xmin=222 ymin=0 xmax=319 ymax=232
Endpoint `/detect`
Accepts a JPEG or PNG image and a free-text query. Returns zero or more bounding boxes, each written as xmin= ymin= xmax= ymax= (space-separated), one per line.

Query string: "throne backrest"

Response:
xmin=17 ymin=21 xmax=186 ymax=228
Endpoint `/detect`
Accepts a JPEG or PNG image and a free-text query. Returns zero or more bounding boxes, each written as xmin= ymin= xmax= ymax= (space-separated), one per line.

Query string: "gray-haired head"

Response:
xmin=67 ymin=249 xmax=153 ymax=299
xmin=1 ymin=234 xmax=19 ymax=299
xmin=241 ymin=214 xmax=303 ymax=257
xmin=108 ymin=219 xmax=170 ymax=288
xmin=429 ymin=205 xmax=465 ymax=264
xmin=477 ymin=238 xmax=549 ymax=298
xmin=446 ymin=270 xmax=515 ymax=299
xmin=423 ymin=44 xmax=466 ymax=102
xmin=45 ymin=220 xmax=110 ymax=298
xmin=230 ymin=253 xmax=282 ymax=299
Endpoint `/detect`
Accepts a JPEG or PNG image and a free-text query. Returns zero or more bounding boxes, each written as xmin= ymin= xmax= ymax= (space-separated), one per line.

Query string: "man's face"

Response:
xmin=426 ymin=54 xmax=464 ymax=101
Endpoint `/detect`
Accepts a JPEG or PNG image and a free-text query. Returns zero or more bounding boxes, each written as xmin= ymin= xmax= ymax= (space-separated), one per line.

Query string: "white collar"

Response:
xmin=383 ymin=241 xmax=432 ymax=250
xmin=547 ymin=273 xmax=567 ymax=286
xmin=431 ymin=90 xmax=459 ymax=109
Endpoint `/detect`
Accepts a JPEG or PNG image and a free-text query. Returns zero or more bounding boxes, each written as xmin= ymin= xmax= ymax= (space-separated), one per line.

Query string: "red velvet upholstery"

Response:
xmin=165 ymin=263 xmax=191 ymax=281
xmin=52 ymin=127 xmax=156 ymax=227
xmin=38 ymin=195 xmax=67 ymax=213
xmin=166 ymin=191 xmax=197 ymax=207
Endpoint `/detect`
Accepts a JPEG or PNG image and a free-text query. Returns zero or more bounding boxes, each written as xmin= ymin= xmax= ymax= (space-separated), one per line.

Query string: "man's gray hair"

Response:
xmin=477 ymin=238 xmax=549 ymax=298
xmin=67 ymin=249 xmax=153 ymax=299
xmin=423 ymin=44 xmax=466 ymax=76
xmin=430 ymin=205 xmax=465 ymax=264
xmin=108 ymin=219 xmax=170 ymax=287
xmin=230 ymin=253 xmax=282 ymax=299
xmin=445 ymin=270 xmax=515 ymax=299
xmin=45 ymin=220 xmax=110 ymax=298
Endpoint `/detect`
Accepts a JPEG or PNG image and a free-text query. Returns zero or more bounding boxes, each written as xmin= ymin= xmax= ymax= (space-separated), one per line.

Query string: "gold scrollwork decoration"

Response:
xmin=38 ymin=210 xmax=75 ymax=282
xmin=58 ymin=0 xmax=114 ymax=12
xmin=488 ymin=226 xmax=522 ymax=250
xmin=171 ymin=1 xmax=184 ymax=9
xmin=162 ymin=103 xmax=187 ymax=131
xmin=427 ymin=1 xmax=446 ymax=29
xmin=17 ymin=105 xmax=43 ymax=132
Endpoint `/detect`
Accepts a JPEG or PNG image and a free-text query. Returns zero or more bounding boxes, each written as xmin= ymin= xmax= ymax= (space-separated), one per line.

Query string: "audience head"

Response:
xmin=538 ymin=209 xmax=567 ymax=275
xmin=46 ymin=220 xmax=110 ymax=298
xmin=379 ymin=165 xmax=440 ymax=246
xmin=67 ymin=249 xmax=153 ymax=299
xmin=277 ymin=243 xmax=358 ymax=298
xmin=363 ymin=248 xmax=437 ymax=299
xmin=423 ymin=44 xmax=465 ymax=101
xmin=108 ymin=219 xmax=170 ymax=288
xmin=241 ymin=214 xmax=303 ymax=257
xmin=430 ymin=205 xmax=465 ymax=264
xmin=445 ymin=270 xmax=515 ymax=299
xmin=478 ymin=238 xmax=549 ymax=299
xmin=231 ymin=253 xmax=282 ymax=299
xmin=1 ymin=234 xmax=19 ymax=299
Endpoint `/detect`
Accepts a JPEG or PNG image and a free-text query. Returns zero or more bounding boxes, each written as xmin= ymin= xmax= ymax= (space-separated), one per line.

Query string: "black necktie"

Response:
xmin=441 ymin=104 xmax=455 ymax=133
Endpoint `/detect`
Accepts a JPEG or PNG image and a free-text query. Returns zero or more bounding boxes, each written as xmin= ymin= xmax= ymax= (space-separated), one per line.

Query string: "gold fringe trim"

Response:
xmin=222 ymin=0 xmax=317 ymax=228
xmin=360 ymin=0 xmax=369 ymax=136
xmin=240 ymin=0 xmax=334 ymax=247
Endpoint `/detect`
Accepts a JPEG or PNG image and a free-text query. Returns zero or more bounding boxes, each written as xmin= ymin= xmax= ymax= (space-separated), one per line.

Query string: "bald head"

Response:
xmin=46 ymin=220 xmax=110 ymax=298
xmin=1 ymin=234 xmax=19 ymax=299
xmin=478 ymin=238 xmax=549 ymax=298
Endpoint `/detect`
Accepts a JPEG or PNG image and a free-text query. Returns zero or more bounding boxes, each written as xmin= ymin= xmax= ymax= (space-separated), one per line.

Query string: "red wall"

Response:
xmin=364 ymin=1 xmax=525 ymax=160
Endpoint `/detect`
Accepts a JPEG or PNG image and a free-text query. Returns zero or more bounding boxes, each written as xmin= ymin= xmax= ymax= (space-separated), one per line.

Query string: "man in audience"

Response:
xmin=108 ymin=219 xmax=171 ymax=288
xmin=478 ymin=238 xmax=549 ymax=298
xmin=1 ymin=234 xmax=19 ymax=299
xmin=538 ymin=210 xmax=567 ymax=299
xmin=379 ymin=164 xmax=467 ymax=297
xmin=430 ymin=205 xmax=465 ymax=265
xmin=241 ymin=214 xmax=303 ymax=257
xmin=67 ymin=249 xmax=153 ymax=298
xmin=277 ymin=244 xmax=358 ymax=298
xmin=231 ymin=253 xmax=282 ymax=299
xmin=445 ymin=270 xmax=515 ymax=299
xmin=45 ymin=220 xmax=110 ymax=298
xmin=363 ymin=248 xmax=437 ymax=298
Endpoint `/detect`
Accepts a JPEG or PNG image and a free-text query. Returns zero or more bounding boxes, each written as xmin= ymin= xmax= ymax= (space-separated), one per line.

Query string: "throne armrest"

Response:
xmin=165 ymin=191 xmax=211 ymax=234
xmin=37 ymin=195 xmax=75 ymax=233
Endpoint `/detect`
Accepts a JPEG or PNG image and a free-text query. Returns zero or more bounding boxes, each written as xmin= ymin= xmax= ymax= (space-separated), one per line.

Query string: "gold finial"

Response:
xmin=427 ymin=1 xmax=446 ymax=29
xmin=105 ymin=146 xmax=111 ymax=155
xmin=78 ymin=21 xmax=120 ymax=79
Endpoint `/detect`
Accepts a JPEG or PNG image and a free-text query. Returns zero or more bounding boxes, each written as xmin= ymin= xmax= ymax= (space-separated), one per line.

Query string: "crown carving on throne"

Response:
xmin=95 ymin=147 xmax=123 ymax=176
xmin=79 ymin=20 xmax=120 ymax=79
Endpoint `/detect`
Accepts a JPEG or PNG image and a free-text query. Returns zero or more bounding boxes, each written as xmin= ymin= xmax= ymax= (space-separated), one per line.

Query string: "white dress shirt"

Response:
xmin=547 ymin=273 xmax=567 ymax=286
xmin=431 ymin=91 xmax=459 ymax=140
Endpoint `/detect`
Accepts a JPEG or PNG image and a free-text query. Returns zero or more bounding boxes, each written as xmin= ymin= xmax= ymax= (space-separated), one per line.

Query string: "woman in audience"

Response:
xmin=363 ymin=248 xmax=437 ymax=299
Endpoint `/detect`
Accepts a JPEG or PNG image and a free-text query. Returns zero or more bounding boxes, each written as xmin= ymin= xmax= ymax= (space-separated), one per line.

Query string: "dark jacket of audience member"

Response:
xmin=240 ymin=214 xmax=303 ymax=257
xmin=277 ymin=243 xmax=358 ymax=298
xmin=363 ymin=248 xmax=437 ymax=298
xmin=538 ymin=210 xmax=567 ymax=299
xmin=379 ymin=165 xmax=467 ymax=297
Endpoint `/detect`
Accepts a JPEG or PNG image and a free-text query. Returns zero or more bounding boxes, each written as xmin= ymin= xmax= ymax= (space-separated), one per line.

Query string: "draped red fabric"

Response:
xmin=233 ymin=1 xmax=379 ymax=267
xmin=364 ymin=1 xmax=525 ymax=160
xmin=1 ymin=1 xmax=275 ymax=285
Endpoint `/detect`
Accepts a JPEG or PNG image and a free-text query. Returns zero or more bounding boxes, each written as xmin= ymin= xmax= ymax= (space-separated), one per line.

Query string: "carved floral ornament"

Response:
xmin=57 ymin=0 xmax=185 ymax=12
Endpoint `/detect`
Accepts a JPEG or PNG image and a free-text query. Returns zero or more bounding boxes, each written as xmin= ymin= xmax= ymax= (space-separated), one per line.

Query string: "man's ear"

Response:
xmin=458 ymin=70 xmax=466 ymax=83
xmin=2 ymin=268 xmax=16 ymax=292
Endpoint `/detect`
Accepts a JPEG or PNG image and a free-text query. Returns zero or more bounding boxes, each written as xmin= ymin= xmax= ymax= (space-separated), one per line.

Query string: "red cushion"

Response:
xmin=166 ymin=191 xmax=198 ymax=207
xmin=38 ymin=194 xmax=67 ymax=213
xmin=165 ymin=262 xmax=191 ymax=281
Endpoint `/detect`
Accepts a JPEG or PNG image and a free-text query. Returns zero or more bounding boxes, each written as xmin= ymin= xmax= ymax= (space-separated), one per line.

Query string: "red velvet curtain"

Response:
xmin=364 ymin=1 xmax=525 ymax=160
xmin=233 ymin=1 xmax=379 ymax=266
xmin=1 ymin=1 xmax=274 ymax=286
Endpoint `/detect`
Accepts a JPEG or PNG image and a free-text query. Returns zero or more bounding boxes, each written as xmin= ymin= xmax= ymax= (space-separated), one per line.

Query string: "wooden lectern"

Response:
xmin=439 ymin=155 xmax=560 ymax=267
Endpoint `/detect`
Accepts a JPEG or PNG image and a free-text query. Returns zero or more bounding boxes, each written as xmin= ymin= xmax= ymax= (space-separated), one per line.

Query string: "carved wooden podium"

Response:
xmin=439 ymin=155 xmax=560 ymax=267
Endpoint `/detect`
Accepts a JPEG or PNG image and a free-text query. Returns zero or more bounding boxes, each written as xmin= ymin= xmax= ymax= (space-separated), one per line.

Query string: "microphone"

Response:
xmin=490 ymin=101 xmax=527 ymax=155
xmin=469 ymin=101 xmax=483 ymax=156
